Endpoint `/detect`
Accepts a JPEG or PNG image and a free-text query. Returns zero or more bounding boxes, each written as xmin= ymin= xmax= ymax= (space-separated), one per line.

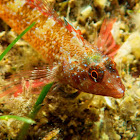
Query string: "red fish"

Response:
xmin=0 ymin=0 xmax=125 ymax=98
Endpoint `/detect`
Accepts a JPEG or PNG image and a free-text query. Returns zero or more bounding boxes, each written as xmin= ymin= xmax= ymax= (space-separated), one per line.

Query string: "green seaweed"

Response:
xmin=0 ymin=115 xmax=35 ymax=124
xmin=0 ymin=22 xmax=36 ymax=60
xmin=137 ymin=135 xmax=140 ymax=140
xmin=16 ymin=82 xmax=53 ymax=140
xmin=0 ymin=21 xmax=53 ymax=139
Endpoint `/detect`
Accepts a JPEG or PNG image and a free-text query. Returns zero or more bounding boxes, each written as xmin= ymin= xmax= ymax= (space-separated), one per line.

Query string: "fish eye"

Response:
xmin=88 ymin=66 xmax=104 ymax=82
xmin=90 ymin=70 xmax=98 ymax=80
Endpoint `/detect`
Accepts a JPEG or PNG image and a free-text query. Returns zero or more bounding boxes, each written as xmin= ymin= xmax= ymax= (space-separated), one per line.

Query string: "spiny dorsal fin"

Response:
xmin=64 ymin=17 xmax=84 ymax=42
xmin=96 ymin=18 xmax=120 ymax=58
xmin=26 ymin=0 xmax=84 ymax=42
xmin=26 ymin=0 xmax=63 ymax=26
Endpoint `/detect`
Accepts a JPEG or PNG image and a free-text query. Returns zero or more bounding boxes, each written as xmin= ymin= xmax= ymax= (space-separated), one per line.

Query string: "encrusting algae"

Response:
xmin=0 ymin=0 xmax=140 ymax=140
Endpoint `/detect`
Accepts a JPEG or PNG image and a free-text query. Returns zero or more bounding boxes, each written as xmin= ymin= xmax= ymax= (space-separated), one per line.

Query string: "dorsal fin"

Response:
xmin=26 ymin=0 xmax=84 ymax=42
xmin=26 ymin=0 xmax=63 ymax=26
xmin=96 ymin=18 xmax=120 ymax=58
xmin=64 ymin=17 xmax=84 ymax=42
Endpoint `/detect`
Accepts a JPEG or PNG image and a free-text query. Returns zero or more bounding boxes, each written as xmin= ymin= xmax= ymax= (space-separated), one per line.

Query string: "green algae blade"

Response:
xmin=0 ymin=115 xmax=35 ymax=124
xmin=0 ymin=22 xmax=36 ymax=61
xmin=16 ymin=82 xmax=53 ymax=140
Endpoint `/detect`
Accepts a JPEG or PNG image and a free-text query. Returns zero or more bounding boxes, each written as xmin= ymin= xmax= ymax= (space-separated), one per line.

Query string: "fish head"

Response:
xmin=61 ymin=54 xmax=125 ymax=98
xmin=78 ymin=54 xmax=125 ymax=98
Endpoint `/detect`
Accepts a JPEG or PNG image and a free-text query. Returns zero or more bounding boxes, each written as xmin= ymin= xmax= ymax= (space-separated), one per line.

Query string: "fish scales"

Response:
xmin=0 ymin=0 xmax=87 ymax=64
xmin=0 ymin=0 xmax=125 ymax=98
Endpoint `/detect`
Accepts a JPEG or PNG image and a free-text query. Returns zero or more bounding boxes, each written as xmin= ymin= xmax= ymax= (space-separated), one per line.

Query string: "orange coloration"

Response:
xmin=0 ymin=0 xmax=125 ymax=98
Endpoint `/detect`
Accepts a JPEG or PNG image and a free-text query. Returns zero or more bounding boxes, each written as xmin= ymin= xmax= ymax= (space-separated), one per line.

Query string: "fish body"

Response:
xmin=0 ymin=0 xmax=125 ymax=98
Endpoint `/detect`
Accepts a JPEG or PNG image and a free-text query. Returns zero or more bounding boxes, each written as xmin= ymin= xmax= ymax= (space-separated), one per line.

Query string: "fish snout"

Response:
xmin=102 ymin=70 xmax=125 ymax=98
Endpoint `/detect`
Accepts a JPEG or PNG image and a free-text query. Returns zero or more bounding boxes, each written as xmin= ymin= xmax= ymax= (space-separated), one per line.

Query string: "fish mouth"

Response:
xmin=94 ymin=81 xmax=125 ymax=98
xmin=111 ymin=88 xmax=125 ymax=98
xmin=100 ymin=67 xmax=125 ymax=98
xmin=108 ymin=84 xmax=125 ymax=98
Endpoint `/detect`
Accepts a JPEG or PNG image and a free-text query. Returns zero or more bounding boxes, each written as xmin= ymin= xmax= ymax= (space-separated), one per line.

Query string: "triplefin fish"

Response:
xmin=0 ymin=0 xmax=125 ymax=98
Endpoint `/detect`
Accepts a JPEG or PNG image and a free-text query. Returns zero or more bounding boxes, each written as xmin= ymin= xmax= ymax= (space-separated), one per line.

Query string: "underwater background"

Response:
xmin=0 ymin=0 xmax=140 ymax=139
